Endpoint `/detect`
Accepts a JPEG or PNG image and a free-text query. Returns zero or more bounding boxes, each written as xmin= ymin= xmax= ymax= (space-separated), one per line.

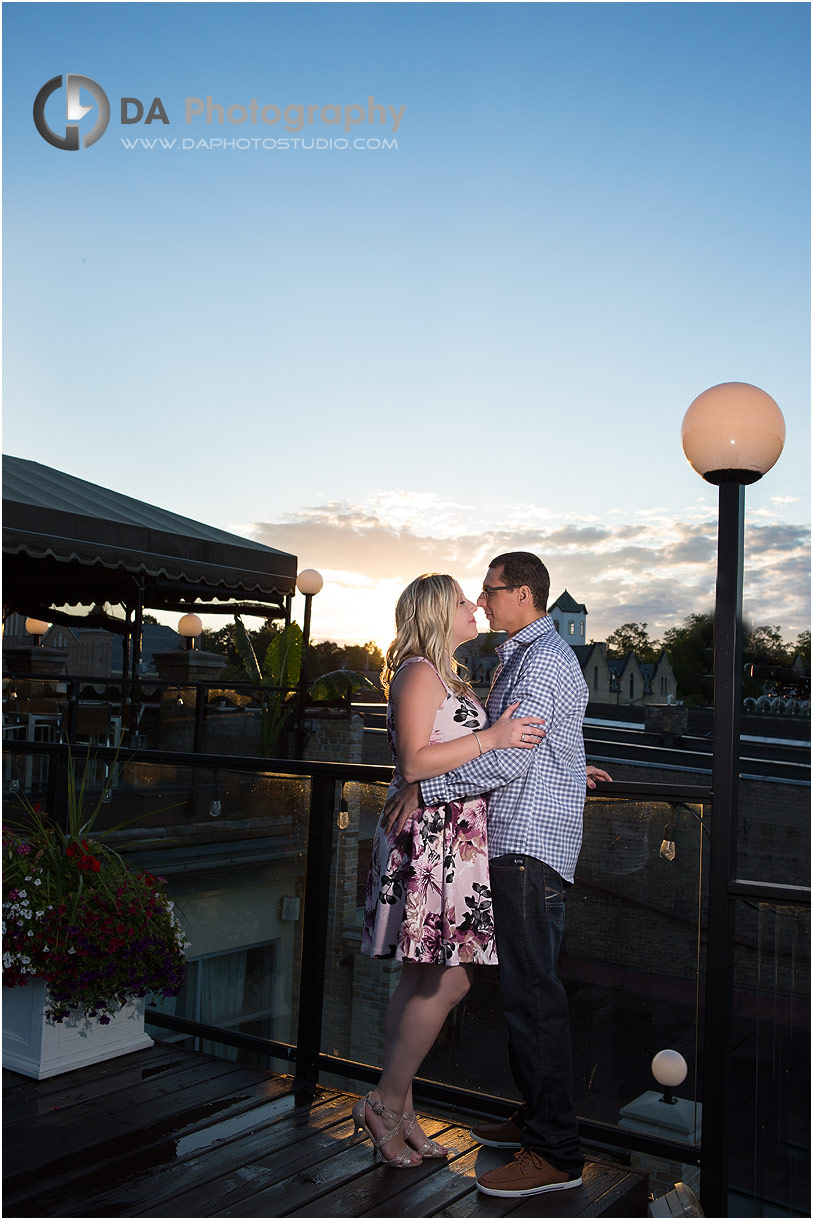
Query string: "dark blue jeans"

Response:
xmin=489 ymin=853 xmax=583 ymax=1176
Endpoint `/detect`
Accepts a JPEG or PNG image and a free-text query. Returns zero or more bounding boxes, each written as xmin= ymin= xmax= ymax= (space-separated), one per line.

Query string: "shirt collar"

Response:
xmin=496 ymin=615 xmax=552 ymax=657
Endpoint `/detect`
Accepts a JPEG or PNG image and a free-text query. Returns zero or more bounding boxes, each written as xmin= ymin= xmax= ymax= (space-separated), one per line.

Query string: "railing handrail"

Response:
xmin=2 ymin=737 xmax=713 ymax=800
xmin=3 ymin=671 xmax=321 ymax=696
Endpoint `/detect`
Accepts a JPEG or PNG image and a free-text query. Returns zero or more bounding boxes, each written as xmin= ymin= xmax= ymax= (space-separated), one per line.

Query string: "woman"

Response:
xmin=355 ymin=573 xmax=546 ymax=1167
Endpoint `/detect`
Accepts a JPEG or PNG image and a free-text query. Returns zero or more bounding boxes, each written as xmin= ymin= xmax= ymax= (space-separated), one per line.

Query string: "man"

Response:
xmin=385 ymin=551 xmax=609 ymax=1197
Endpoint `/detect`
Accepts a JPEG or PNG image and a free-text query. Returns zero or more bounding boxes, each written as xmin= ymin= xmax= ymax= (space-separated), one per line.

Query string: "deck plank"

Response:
xmin=2 ymin=1047 xmax=648 ymax=1219
xmin=148 ymin=1094 xmax=362 ymax=1217
xmin=2 ymin=1044 xmax=182 ymax=1114
xmin=11 ymin=1079 xmax=307 ymax=1217
xmin=109 ymin=1091 xmax=344 ymax=1216
xmin=285 ymin=1120 xmax=466 ymax=1216
xmin=4 ymin=1060 xmax=263 ymax=1170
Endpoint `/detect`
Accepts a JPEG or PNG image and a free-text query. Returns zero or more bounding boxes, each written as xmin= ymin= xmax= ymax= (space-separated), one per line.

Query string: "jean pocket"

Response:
xmin=489 ymin=854 xmax=527 ymax=872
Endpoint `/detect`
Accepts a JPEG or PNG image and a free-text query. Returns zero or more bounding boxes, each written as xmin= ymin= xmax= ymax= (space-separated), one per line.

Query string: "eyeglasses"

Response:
xmin=480 ymin=584 xmax=520 ymax=600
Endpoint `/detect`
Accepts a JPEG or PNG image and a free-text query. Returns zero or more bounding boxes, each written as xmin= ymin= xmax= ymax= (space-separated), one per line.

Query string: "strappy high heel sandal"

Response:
xmin=403 ymin=1112 xmax=450 ymax=1158
xmin=351 ymin=1092 xmax=422 ymax=1167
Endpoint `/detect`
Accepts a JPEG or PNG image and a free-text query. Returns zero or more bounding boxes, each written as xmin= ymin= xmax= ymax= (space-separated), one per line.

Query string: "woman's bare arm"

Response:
xmin=391 ymin=663 xmax=544 ymax=784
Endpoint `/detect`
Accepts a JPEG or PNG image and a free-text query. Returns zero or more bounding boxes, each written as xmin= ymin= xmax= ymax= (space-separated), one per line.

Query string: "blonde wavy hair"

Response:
xmin=380 ymin=573 xmax=472 ymax=699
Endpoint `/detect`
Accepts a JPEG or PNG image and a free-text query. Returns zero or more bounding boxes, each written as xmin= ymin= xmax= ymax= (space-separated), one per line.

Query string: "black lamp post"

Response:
xmin=295 ymin=568 xmax=323 ymax=758
xmin=681 ymin=381 xmax=786 ymax=1218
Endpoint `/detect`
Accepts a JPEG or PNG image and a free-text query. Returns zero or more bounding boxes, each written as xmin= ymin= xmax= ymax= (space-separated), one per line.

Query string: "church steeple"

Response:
xmin=548 ymin=590 xmax=587 ymax=643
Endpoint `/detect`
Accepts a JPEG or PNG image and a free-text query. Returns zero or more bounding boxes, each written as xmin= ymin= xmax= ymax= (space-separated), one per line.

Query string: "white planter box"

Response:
xmin=2 ymin=979 xmax=153 ymax=1079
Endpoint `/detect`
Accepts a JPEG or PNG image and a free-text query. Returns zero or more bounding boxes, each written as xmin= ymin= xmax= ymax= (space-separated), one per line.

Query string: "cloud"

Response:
xmin=250 ymin=494 xmax=810 ymax=645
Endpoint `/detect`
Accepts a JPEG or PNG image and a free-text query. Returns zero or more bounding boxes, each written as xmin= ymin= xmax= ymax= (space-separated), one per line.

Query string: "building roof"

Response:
xmin=2 ymin=455 xmax=297 ymax=621
xmin=570 ymin=644 xmax=602 ymax=665
xmin=549 ymin=589 xmax=587 ymax=614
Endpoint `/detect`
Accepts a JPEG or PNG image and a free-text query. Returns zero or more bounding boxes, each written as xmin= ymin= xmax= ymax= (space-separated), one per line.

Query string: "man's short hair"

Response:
xmin=490 ymin=552 xmax=550 ymax=613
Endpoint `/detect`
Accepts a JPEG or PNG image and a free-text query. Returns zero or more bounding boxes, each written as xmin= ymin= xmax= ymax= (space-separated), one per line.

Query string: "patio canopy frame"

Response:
xmin=3 ymin=455 xmax=298 ymax=676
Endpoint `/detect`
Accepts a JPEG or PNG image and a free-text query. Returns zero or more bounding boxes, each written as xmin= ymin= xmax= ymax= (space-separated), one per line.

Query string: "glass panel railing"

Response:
xmin=570 ymin=798 xmax=704 ymax=1136
xmin=2 ymin=746 xmax=310 ymax=1074
xmin=319 ymin=779 xmax=392 ymax=1069
xmin=728 ymin=898 xmax=810 ymax=1217
xmin=319 ymin=786 xmax=706 ymax=1161
xmin=2 ymin=675 xmax=302 ymax=759
xmin=735 ymin=771 xmax=810 ymax=890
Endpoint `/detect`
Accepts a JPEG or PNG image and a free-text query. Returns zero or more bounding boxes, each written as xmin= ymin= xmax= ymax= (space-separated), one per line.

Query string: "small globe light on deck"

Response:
xmin=619 ymin=1047 xmax=700 ymax=1141
xmin=296 ymin=569 xmax=324 ymax=597
xmin=652 ymin=1049 xmax=687 ymax=1103
xmin=177 ymin=613 xmax=203 ymax=651
xmin=681 ymin=382 xmax=785 ymax=485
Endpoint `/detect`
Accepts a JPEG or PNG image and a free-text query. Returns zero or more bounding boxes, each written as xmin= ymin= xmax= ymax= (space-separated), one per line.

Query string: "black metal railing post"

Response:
xmin=64 ymin=679 xmax=78 ymax=744
xmin=294 ymin=772 xmax=336 ymax=1084
xmin=700 ymin=481 xmax=744 ymax=1218
xmin=193 ymin=683 xmax=207 ymax=753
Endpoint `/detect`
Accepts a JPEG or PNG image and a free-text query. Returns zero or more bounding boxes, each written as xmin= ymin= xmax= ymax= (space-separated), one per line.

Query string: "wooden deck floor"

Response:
xmin=3 ymin=1043 xmax=648 ymax=1218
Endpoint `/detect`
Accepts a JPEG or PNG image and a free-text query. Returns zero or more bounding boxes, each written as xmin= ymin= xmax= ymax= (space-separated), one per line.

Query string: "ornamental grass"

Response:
xmin=3 ymin=754 xmax=188 ymax=1023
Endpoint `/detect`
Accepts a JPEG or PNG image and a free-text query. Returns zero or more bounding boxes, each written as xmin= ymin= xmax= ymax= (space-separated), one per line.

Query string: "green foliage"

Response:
xmin=232 ymin=616 xmax=263 ymax=684
xmin=605 ymin=622 xmax=660 ymax=662
xmin=794 ymin=630 xmax=811 ymax=670
xmin=232 ymin=617 xmax=304 ymax=756
xmin=307 ymin=640 xmax=345 ymax=679
xmin=309 ymin=669 xmax=376 ymax=701
xmin=742 ymin=624 xmax=804 ymax=697
xmin=263 ymin=623 xmax=302 ymax=689
xmin=229 ymin=619 xmax=384 ymax=754
xmin=744 ymin=624 xmax=790 ymax=667
xmin=342 ymin=641 xmax=385 ymax=672
xmin=658 ymin=615 xmax=803 ymax=704
xmin=662 ymin=613 xmax=714 ymax=706
xmin=477 ymin=631 xmax=504 ymax=656
xmin=307 ymin=639 xmax=384 ymax=682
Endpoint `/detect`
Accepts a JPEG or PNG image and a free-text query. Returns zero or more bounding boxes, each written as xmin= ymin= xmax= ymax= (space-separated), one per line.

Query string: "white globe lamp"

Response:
xmin=296 ymin=569 xmax=324 ymax=597
xmin=24 ymin=617 xmax=50 ymax=644
xmin=651 ymin=1049 xmax=687 ymax=1105
xmin=681 ymin=382 xmax=785 ymax=485
xmin=178 ymin=613 xmax=203 ymax=650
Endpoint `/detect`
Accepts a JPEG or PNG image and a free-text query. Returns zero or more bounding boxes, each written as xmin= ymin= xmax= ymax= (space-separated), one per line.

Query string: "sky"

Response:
xmin=3 ymin=2 xmax=810 ymax=650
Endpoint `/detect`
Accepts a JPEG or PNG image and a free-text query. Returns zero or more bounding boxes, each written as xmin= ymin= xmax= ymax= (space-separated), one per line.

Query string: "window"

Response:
xmin=153 ymin=940 xmax=280 ymax=1057
xmin=593 ymin=666 xmax=599 ymax=691
xmin=568 ymin=621 xmax=575 ymax=636
xmin=660 ymin=676 xmax=668 ymax=695
xmin=580 ymin=621 xmax=585 ymax=637
xmin=629 ymin=674 xmax=635 ymax=698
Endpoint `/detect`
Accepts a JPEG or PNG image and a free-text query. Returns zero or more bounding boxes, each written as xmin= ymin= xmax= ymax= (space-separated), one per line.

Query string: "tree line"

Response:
xmin=604 ymin=617 xmax=810 ymax=706
xmin=197 ymin=616 xmax=809 ymax=708
xmin=200 ymin=622 xmax=384 ymax=686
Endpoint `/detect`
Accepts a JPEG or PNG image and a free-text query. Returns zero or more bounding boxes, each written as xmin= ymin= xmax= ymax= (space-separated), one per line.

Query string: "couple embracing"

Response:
xmin=354 ymin=550 xmax=610 ymax=1198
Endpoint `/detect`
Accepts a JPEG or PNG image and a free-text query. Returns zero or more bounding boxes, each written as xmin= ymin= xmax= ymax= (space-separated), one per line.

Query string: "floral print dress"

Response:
xmin=361 ymin=658 xmax=497 ymax=966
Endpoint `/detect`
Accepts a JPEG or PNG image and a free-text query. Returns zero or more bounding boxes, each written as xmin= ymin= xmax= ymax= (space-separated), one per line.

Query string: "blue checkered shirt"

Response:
xmin=420 ymin=616 xmax=588 ymax=882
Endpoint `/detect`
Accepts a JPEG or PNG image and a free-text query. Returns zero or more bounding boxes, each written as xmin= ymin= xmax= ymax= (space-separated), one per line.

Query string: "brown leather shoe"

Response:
xmin=469 ymin=1115 xmax=524 ymax=1148
xmin=476 ymin=1149 xmax=583 ymax=1197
